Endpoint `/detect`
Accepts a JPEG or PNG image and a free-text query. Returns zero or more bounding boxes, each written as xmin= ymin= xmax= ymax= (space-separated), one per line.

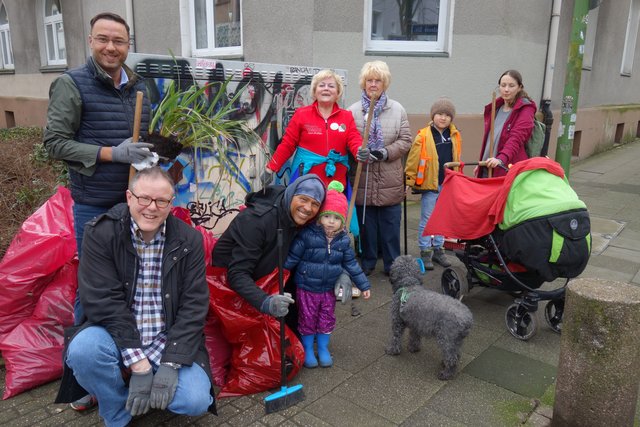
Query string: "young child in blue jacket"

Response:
xmin=285 ymin=181 xmax=371 ymax=368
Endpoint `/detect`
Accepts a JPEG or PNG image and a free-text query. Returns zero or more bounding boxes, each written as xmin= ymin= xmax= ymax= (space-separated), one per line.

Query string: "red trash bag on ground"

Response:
xmin=0 ymin=258 xmax=77 ymax=399
xmin=207 ymin=266 xmax=304 ymax=397
xmin=0 ymin=186 xmax=76 ymax=339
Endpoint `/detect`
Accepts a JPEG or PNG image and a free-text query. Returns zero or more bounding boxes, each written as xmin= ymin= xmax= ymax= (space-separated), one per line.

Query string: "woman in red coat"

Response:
xmin=477 ymin=70 xmax=536 ymax=178
xmin=263 ymin=69 xmax=364 ymax=188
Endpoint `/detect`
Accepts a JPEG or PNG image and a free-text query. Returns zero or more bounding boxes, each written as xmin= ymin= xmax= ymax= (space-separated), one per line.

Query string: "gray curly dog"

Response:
xmin=386 ymin=255 xmax=473 ymax=380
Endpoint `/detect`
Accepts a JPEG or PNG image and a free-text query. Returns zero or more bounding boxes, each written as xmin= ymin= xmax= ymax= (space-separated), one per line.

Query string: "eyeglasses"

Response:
xmin=129 ymin=190 xmax=173 ymax=208
xmin=91 ymin=35 xmax=130 ymax=47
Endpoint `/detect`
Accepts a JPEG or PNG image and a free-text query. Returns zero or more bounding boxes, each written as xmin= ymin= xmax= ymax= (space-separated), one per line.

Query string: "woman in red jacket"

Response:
xmin=477 ymin=70 xmax=536 ymax=178
xmin=263 ymin=69 xmax=365 ymax=188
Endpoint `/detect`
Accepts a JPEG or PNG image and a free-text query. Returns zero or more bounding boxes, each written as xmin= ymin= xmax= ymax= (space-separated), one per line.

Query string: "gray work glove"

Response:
xmin=125 ymin=369 xmax=153 ymax=416
xmin=260 ymin=293 xmax=294 ymax=317
xmin=370 ymin=148 xmax=388 ymax=162
xmin=260 ymin=169 xmax=274 ymax=188
xmin=150 ymin=364 xmax=179 ymax=410
xmin=356 ymin=147 xmax=371 ymax=163
xmin=334 ymin=272 xmax=352 ymax=304
xmin=111 ymin=137 xmax=155 ymax=164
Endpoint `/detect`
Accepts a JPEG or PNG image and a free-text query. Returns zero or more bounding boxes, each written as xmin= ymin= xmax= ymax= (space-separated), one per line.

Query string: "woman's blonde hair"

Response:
xmin=311 ymin=69 xmax=344 ymax=100
xmin=358 ymin=61 xmax=391 ymax=92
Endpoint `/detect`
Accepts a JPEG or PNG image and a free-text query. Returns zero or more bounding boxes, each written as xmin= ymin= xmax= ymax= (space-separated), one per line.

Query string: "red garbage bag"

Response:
xmin=0 ymin=258 xmax=77 ymax=399
xmin=0 ymin=186 xmax=75 ymax=339
xmin=207 ymin=266 xmax=304 ymax=397
xmin=204 ymin=310 xmax=232 ymax=387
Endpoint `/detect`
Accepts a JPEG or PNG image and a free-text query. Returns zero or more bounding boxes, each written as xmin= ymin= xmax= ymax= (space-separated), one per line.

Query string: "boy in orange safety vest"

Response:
xmin=405 ymin=98 xmax=462 ymax=270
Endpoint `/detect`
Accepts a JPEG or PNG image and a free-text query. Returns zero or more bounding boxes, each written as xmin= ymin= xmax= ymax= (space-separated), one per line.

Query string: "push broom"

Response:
xmin=264 ymin=228 xmax=305 ymax=413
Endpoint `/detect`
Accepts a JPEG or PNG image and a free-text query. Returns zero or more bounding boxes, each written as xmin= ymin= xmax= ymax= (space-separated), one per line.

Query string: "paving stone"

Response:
xmin=400 ymin=407 xmax=468 ymax=426
xmin=305 ymin=392 xmax=395 ymax=426
xmin=332 ymin=356 xmax=442 ymax=424
xmin=524 ymin=411 xmax=552 ymax=427
xmin=463 ymin=346 xmax=556 ymax=398
xmin=290 ymin=410 xmax=333 ymax=427
xmin=420 ymin=373 xmax=526 ymax=426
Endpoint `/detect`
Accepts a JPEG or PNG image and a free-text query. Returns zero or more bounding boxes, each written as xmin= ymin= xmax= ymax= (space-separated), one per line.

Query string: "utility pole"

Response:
xmin=555 ymin=0 xmax=591 ymax=178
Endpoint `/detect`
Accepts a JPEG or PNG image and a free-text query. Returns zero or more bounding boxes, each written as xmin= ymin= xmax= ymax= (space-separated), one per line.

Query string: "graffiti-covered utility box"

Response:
xmin=126 ymin=53 xmax=347 ymax=235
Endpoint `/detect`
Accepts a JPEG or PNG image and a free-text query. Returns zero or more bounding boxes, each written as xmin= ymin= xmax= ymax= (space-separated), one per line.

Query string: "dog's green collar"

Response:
xmin=399 ymin=287 xmax=411 ymax=305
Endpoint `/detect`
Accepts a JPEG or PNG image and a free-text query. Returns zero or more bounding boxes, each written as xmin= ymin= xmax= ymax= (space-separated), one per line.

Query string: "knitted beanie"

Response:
xmin=319 ymin=181 xmax=348 ymax=224
xmin=430 ymin=97 xmax=456 ymax=121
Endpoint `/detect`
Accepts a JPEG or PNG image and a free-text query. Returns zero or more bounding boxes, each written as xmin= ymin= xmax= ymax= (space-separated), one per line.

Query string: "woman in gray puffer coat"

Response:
xmin=349 ymin=61 xmax=412 ymax=275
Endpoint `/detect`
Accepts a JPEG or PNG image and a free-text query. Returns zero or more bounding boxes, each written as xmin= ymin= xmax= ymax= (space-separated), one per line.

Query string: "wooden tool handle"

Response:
xmin=487 ymin=91 xmax=496 ymax=178
xmin=346 ymin=94 xmax=378 ymax=228
xmin=128 ymin=91 xmax=145 ymax=182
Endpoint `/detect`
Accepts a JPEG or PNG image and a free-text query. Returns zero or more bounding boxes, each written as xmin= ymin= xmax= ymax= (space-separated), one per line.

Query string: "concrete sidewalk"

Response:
xmin=1 ymin=140 xmax=639 ymax=426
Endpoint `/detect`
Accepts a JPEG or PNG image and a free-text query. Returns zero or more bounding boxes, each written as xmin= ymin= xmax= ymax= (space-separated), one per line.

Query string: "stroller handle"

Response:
xmin=444 ymin=161 xmax=509 ymax=172
xmin=444 ymin=161 xmax=488 ymax=169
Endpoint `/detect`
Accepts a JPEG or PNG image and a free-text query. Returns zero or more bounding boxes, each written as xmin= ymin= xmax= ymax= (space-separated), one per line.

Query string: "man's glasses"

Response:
xmin=129 ymin=190 xmax=173 ymax=208
xmin=91 ymin=36 xmax=130 ymax=47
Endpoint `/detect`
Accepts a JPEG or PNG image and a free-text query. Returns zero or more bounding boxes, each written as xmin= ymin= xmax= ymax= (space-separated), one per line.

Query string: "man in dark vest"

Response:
xmin=43 ymin=11 xmax=154 ymax=411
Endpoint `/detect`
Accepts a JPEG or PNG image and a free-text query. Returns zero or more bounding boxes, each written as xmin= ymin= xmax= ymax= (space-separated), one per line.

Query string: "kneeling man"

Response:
xmin=56 ymin=166 xmax=216 ymax=426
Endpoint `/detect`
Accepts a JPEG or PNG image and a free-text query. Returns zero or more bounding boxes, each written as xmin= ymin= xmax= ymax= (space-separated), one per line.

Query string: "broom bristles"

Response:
xmin=264 ymin=384 xmax=305 ymax=414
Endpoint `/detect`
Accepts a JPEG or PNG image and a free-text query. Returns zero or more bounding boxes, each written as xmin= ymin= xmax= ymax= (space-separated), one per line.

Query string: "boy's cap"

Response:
xmin=319 ymin=181 xmax=347 ymax=224
xmin=430 ymin=97 xmax=456 ymax=121
xmin=291 ymin=175 xmax=325 ymax=203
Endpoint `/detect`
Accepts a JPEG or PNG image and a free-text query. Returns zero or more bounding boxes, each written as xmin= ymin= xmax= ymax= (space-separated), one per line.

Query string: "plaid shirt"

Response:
xmin=120 ymin=219 xmax=168 ymax=367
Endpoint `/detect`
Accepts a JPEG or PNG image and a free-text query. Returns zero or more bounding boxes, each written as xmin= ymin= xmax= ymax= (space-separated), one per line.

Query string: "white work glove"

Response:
xmin=111 ymin=137 xmax=155 ymax=164
xmin=357 ymin=147 xmax=371 ymax=163
xmin=334 ymin=272 xmax=352 ymax=304
xmin=260 ymin=293 xmax=294 ymax=317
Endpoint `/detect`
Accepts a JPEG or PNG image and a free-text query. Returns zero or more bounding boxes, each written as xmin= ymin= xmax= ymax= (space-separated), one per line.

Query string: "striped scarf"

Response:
xmin=361 ymin=91 xmax=386 ymax=150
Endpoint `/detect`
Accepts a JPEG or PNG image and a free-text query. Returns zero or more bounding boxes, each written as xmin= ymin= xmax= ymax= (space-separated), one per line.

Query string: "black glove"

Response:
xmin=150 ymin=364 xmax=180 ymax=410
xmin=370 ymin=148 xmax=388 ymax=162
xmin=125 ymin=369 xmax=153 ymax=416
xmin=334 ymin=272 xmax=352 ymax=304
xmin=260 ymin=293 xmax=294 ymax=317
xmin=111 ymin=138 xmax=155 ymax=164
xmin=260 ymin=169 xmax=274 ymax=187
xmin=356 ymin=147 xmax=370 ymax=163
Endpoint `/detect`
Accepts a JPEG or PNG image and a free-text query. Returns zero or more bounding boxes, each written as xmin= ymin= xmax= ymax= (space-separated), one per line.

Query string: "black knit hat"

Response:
xmin=430 ymin=98 xmax=456 ymax=121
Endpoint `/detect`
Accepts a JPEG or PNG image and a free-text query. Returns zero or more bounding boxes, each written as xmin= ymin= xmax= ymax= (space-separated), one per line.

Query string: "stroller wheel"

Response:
xmin=505 ymin=303 xmax=537 ymax=341
xmin=441 ymin=267 xmax=467 ymax=300
xmin=544 ymin=299 xmax=564 ymax=334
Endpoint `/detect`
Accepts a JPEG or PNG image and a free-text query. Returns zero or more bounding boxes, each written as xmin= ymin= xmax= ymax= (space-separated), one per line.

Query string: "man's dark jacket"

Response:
xmin=212 ymin=175 xmax=323 ymax=310
xmin=55 ymin=203 xmax=216 ymax=414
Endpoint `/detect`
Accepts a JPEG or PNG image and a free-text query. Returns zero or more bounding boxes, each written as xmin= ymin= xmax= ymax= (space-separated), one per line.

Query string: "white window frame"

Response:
xmin=188 ymin=0 xmax=243 ymax=58
xmin=582 ymin=6 xmax=599 ymax=70
xmin=43 ymin=0 xmax=66 ymax=66
xmin=621 ymin=0 xmax=640 ymax=76
xmin=0 ymin=2 xmax=14 ymax=69
xmin=364 ymin=0 xmax=452 ymax=55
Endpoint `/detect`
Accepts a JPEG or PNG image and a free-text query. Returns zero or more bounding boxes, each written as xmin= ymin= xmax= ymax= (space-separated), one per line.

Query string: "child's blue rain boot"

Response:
xmin=301 ymin=334 xmax=318 ymax=368
xmin=316 ymin=333 xmax=333 ymax=367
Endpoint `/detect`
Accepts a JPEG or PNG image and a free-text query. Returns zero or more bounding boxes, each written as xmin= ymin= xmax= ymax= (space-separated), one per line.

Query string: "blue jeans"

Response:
xmin=66 ymin=326 xmax=213 ymax=427
xmin=418 ymin=188 xmax=444 ymax=251
xmin=72 ymin=203 xmax=109 ymax=324
xmin=356 ymin=204 xmax=401 ymax=273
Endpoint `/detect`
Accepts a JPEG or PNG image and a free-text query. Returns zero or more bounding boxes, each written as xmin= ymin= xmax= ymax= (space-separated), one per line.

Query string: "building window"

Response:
xmin=621 ymin=0 xmax=639 ymax=76
xmin=43 ymin=0 xmax=65 ymax=66
xmin=189 ymin=0 xmax=242 ymax=58
xmin=364 ymin=0 xmax=451 ymax=55
xmin=582 ymin=6 xmax=599 ymax=70
xmin=0 ymin=3 xmax=13 ymax=69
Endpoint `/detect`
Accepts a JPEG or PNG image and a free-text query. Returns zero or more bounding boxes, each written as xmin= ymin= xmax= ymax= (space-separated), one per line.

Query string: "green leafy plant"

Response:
xmin=148 ymin=76 xmax=264 ymax=158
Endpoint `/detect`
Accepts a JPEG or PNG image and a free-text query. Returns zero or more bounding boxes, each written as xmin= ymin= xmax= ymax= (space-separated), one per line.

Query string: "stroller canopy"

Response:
xmin=499 ymin=167 xmax=586 ymax=230
xmin=424 ymin=158 xmax=580 ymax=240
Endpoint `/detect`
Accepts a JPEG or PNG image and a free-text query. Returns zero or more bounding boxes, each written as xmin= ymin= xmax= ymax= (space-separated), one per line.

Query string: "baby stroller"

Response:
xmin=425 ymin=158 xmax=591 ymax=340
